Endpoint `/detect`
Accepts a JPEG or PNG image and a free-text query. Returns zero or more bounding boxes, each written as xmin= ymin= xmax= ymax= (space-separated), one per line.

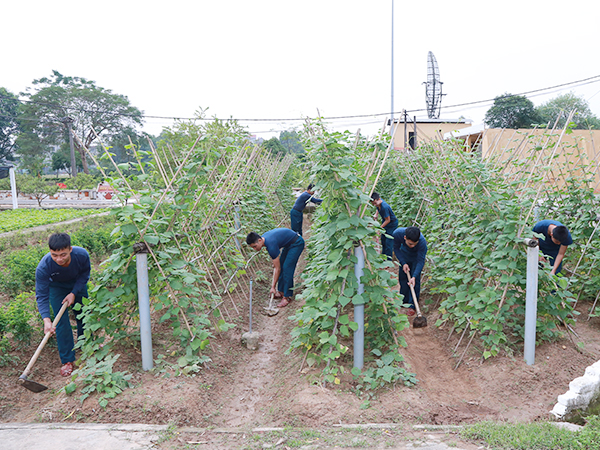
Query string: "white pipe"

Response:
xmin=523 ymin=238 xmax=539 ymax=365
xmin=135 ymin=251 xmax=153 ymax=370
xmin=354 ymin=246 xmax=365 ymax=370
xmin=249 ymin=279 xmax=253 ymax=333
xmin=9 ymin=167 xmax=17 ymax=210
xmin=233 ymin=204 xmax=242 ymax=251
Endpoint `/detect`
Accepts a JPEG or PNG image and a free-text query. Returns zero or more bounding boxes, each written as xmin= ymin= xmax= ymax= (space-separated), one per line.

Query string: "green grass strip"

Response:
xmin=0 ymin=208 xmax=107 ymax=233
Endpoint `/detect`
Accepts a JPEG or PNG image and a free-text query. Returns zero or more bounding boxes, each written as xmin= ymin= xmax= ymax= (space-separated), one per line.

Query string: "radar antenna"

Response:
xmin=424 ymin=51 xmax=443 ymax=119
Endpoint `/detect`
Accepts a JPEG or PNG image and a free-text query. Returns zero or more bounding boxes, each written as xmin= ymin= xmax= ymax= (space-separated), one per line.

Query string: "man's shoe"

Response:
xmin=274 ymin=291 xmax=284 ymax=299
xmin=60 ymin=361 xmax=75 ymax=377
xmin=406 ymin=309 xmax=416 ymax=317
xmin=277 ymin=297 xmax=291 ymax=308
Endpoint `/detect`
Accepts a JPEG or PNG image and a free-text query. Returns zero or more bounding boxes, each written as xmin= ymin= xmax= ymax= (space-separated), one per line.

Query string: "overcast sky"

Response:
xmin=3 ymin=0 xmax=600 ymax=139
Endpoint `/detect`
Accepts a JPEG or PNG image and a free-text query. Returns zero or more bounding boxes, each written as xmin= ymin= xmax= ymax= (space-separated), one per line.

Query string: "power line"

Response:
xmin=2 ymin=74 xmax=600 ymax=125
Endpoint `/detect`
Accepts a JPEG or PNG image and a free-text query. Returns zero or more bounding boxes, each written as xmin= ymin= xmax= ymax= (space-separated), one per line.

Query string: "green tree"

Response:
xmin=51 ymin=143 xmax=83 ymax=175
xmin=0 ymin=88 xmax=20 ymax=161
xmin=19 ymin=70 xmax=144 ymax=174
xmin=536 ymin=92 xmax=600 ymax=129
xmin=484 ymin=93 xmax=540 ymax=129
xmin=263 ymin=136 xmax=286 ymax=155
xmin=279 ymin=130 xmax=304 ymax=154
xmin=18 ymin=175 xmax=58 ymax=207
xmin=15 ymin=131 xmax=49 ymax=175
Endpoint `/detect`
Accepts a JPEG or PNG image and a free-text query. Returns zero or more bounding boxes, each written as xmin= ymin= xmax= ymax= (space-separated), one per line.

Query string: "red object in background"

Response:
xmin=57 ymin=183 xmax=67 ymax=189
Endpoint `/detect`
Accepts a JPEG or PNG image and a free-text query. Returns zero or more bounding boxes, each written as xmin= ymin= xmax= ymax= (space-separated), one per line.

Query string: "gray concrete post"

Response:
xmin=249 ymin=279 xmax=253 ymax=333
xmin=134 ymin=243 xmax=153 ymax=370
xmin=523 ymin=238 xmax=539 ymax=365
xmin=353 ymin=246 xmax=365 ymax=370
xmin=9 ymin=167 xmax=17 ymax=210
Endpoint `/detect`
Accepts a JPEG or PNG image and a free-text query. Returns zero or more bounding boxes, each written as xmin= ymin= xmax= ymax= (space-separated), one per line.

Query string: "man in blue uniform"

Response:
xmin=393 ymin=226 xmax=427 ymax=316
xmin=533 ymin=219 xmax=573 ymax=275
xmin=35 ymin=233 xmax=90 ymax=376
xmin=247 ymin=228 xmax=305 ymax=308
xmin=290 ymin=184 xmax=322 ymax=236
xmin=371 ymin=192 xmax=398 ymax=260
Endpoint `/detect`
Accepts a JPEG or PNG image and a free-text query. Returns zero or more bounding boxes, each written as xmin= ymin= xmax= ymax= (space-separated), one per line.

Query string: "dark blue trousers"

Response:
xmin=278 ymin=235 xmax=305 ymax=297
xmin=399 ymin=262 xmax=421 ymax=310
xmin=49 ymin=282 xmax=85 ymax=364
xmin=290 ymin=209 xmax=303 ymax=236
xmin=381 ymin=225 xmax=396 ymax=261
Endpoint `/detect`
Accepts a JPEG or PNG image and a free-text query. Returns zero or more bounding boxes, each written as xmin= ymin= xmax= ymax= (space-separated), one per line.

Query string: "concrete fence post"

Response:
xmin=9 ymin=167 xmax=17 ymax=210
xmin=522 ymin=238 xmax=539 ymax=365
xmin=134 ymin=242 xmax=153 ymax=371
xmin=353 ymin=245 xmax=365 ymax=370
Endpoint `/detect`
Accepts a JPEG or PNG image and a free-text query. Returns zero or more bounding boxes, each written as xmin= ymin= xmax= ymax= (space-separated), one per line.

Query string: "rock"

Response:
xmin=241 ymin=331 xmax=260 ymax=350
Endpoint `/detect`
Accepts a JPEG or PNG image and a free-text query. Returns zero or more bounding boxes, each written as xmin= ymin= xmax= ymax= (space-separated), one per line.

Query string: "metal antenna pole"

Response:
xmin=391 ymin=0 xmax=394 ymax=123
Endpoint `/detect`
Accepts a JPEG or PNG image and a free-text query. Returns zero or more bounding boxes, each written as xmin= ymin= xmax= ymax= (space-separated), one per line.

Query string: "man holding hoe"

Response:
xmin=393 ymin=226 xmax=428 ymax=316
xmin=371 ymin=192 xmax=398 ymax=260
xmin=35 ymin=233 xmax=90 ymax=376
xmin=247 ymin=228 xmax=304 ymax=308
xmin=290 ymin=183 xmax=322 ymax=236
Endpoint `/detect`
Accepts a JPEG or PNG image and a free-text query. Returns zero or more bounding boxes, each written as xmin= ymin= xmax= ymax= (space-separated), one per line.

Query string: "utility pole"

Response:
xmin=63 ymin=117 xmax=76 ymax=178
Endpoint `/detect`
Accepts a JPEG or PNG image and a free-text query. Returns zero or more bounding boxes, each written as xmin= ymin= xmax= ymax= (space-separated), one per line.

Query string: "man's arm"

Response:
xmin=408 ymin=240 xmax=428 ymax=287
xmin=270 ymin=256 xmax=282 ymax=295
xmin=35 ymin=263 xmax=55 ymax=335
xmin=70 ymin=250 xmax=91 ymax=298
xmin=381 ymin=216 xmax=391 ymax=228
xmin=551 ymin=245 xmax=568 ymax=275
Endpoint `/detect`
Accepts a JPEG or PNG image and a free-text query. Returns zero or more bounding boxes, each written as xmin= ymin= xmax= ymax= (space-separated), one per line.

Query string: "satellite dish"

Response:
xmin=424 ymin=51 xmax=443 ymax=119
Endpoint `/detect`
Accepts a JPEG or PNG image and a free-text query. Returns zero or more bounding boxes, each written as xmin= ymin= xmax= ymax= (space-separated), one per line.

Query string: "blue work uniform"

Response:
xmin=290 ymin=191 xmax=322 ymax=236
xmin=263 ymin=228 xmax=305 ymax=297
xmin=393 ymin=228 xmax=427 ymax=309
xmin=377 ymin=200 xmax=398 ymax=260
xmin=35 ymin=246 xmax=90 ymax=364
xmin=533 ymin=220 xmax=573 ymax=274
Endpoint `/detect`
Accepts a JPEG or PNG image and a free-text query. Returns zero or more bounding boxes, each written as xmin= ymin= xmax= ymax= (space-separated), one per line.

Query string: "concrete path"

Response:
xmin=0 ymin=423 xmax=167 ymax=450
xmin=0 ymin=423 xmax=483 ymax=450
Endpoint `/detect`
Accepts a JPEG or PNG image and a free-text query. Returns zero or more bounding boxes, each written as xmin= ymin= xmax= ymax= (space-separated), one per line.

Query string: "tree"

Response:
xmin=536 ymin=92 xmax=600 ymax=129
xmin=18 ymin=70 xmax=144 ymax=174
xmin=0 ymin=87 xmax=20 ymax=161
xmin=19 ymin=175 xmax=58 ymax=207
xmin=15 ymin=131 xmax=49 ymax=175
xmin=279 ymin=130 xmax=305 ymax=154
xmin=484 ymin=93 xmax=540 ymax=129
xmin=263 ymin=137 xmax=286 ymax=155
xmin=51 ymin=143 xmax=82 ymax=174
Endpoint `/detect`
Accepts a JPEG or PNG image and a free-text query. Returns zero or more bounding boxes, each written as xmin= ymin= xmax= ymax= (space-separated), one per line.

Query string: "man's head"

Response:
xmin=550 ymin=225 xmax=569 ymax=245
xmin=246 ymin=232 xmax=264 ymax=251
xmin=48 ymin=233 xmax=72 ymax=267
xmin=404 ymin=226 xmax=421 ymax=248
xmin=370 ymin=192 xmax=382 ymax=207
xmin=307 ymin=183 xmax=315 ymax=194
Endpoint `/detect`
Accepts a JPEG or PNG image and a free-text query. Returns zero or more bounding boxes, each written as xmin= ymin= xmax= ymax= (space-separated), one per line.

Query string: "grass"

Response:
xmin=461 ymin=416 xmax=600 ymax=449
xmin=0 ymin=208 xmax=108 ymax=233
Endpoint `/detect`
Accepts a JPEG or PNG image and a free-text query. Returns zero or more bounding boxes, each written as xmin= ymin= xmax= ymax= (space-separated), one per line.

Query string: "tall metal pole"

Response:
xmin=522 ymin=238 xmax=539 ymax=365
xmin=391 ymin=0 xmax=394 ymax=123
xmin=353 ymin=245 xmax=365 ymax=370
xmin=134 ymin=242 xmax=153 ymax=371
xmin=9 ymin=167 xmax=18 ymax=210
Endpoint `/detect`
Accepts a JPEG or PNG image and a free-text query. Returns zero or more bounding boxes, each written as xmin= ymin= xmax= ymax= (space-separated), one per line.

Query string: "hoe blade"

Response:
xmin=19 ymin=376 xmax=48 ymax=393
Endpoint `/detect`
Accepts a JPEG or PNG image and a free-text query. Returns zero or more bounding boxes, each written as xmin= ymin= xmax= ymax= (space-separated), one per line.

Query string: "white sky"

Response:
xmin=3 ymin=0 xmax=600 ymax=139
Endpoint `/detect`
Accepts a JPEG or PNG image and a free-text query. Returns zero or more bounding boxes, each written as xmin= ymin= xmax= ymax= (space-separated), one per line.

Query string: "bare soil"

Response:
xmin=2 ymin=227 xmax=600 ymax=448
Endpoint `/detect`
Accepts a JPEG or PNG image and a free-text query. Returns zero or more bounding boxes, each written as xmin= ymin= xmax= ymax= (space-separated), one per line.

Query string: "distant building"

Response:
xmin=389 ymin=117 xmax=472 ymax=150
xmin=445 ymin=125 xmax=600 ymax=193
